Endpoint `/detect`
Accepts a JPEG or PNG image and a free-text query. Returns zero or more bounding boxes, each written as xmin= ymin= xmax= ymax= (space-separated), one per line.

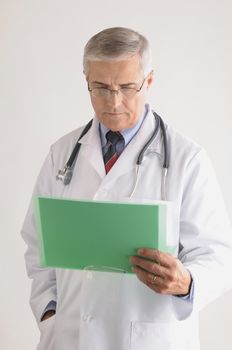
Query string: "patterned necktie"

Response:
xmin=103 ymin=131 xmax=125 ymax=174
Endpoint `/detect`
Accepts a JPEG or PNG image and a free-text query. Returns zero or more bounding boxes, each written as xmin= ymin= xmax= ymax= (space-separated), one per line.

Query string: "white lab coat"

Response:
xmin=21 ymin=105 xmax=232 ymax=350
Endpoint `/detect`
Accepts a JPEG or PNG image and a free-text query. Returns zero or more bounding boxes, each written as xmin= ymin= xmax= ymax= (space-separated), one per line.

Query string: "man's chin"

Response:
xmin=105 ymin=123 xmax=123 ymax=132
xmin=102 ymin=114 xmax=127 ymax=131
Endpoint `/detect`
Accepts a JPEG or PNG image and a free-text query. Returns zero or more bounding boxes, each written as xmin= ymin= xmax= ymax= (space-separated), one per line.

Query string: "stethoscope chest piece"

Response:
xmin=56 ymin=166 xmax=73 ymax=185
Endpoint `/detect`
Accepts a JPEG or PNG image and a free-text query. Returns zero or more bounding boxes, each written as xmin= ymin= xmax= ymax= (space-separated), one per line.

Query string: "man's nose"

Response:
xmin=108 ymin=90 xmax=123 ymax=108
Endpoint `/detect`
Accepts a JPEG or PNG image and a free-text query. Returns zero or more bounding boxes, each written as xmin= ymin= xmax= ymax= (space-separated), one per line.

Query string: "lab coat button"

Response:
xmin=133 ymin=324 xmax=143 ymax=336
xmin=82 ymin=314 xmax=93 ymax=323
xmin=133 ymin=324 xmax=139 ymax=333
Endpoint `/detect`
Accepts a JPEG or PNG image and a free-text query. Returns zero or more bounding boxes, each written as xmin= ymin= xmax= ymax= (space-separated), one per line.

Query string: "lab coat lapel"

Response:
xmin=78 ymin=117 xmax=105 ymax=179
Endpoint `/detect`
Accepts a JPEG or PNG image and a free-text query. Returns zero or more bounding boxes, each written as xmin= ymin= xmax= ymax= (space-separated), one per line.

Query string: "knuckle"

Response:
xmin=162 ymin=277 xmax=171 ymax=289
xmin=166 ymin=280 xmax=172 ymax=289
xmin=151 ymin=262 xmax=157 ymax=273
xmin=168 ymin=273 xmax=175 ymax=283
xmin=172 ymin=259 xmax=179 ymax=269
xmin=142 ymin=248 xmax=149 ymax=256
xmin=148 ymin=274 xmax=154 ymax=284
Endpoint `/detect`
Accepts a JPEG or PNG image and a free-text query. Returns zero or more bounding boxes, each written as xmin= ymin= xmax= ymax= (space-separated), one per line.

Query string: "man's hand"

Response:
xmin=41 ymin=309 xmax=56 ymax=322
xmin=130 ymin=248 xmax=192 ymax=296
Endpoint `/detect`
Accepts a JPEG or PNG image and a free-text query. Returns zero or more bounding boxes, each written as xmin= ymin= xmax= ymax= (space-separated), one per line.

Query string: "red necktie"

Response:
xmin=103 ymin=131 xmax=125 ymax=174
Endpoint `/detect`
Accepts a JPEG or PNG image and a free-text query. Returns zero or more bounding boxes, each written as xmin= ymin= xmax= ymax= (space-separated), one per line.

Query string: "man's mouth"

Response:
xmin=105 ymin=112 xmax=123 ymax=116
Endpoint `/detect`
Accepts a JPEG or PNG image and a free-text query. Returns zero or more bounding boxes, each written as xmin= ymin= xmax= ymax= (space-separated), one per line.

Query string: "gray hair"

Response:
xmin=83 ymin=27 xmax=153 ymax=77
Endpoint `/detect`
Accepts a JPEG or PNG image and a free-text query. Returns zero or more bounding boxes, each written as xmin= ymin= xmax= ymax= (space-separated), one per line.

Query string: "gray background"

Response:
xmin=1 ymin=0 xmax=232 ymax=348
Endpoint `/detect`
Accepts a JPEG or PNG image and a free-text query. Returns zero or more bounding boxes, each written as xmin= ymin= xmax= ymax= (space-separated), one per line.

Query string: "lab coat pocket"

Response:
xmin=130 ymin=321 xmax=172 ymax=350
xmin=37 ymin=315 xmax=56 ymax=350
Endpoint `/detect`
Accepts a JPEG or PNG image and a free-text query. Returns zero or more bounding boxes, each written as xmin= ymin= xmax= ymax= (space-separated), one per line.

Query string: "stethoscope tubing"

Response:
xmin=56 ymin=111 xmax=169 ymax=193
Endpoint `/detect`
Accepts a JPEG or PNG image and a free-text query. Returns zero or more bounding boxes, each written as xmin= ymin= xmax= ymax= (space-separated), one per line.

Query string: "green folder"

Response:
xmin=34 ymin=196 xmax=176 ymax=273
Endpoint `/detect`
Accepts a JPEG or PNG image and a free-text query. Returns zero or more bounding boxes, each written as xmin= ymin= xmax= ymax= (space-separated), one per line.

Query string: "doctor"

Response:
xmin=21 ymin=27 xmax=232 ymax=350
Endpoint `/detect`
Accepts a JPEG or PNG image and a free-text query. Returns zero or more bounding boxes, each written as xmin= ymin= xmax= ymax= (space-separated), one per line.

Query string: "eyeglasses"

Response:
xmin=88 ymin=77 xmax=146 ymax=99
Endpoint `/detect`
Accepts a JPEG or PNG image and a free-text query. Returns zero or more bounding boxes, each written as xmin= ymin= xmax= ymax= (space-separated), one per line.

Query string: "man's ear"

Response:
xmin=146 ymin=70 xmax=154 ymax=89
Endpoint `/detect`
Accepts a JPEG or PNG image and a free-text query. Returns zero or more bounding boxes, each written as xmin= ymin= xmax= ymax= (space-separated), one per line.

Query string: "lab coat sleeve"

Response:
xmin=21 ymin=148 xmax=57 ymax=325
xmin=40 ymin=300 xmax=57 ymax=321
xmin=173 ymin=148 xmax=232 ymax=319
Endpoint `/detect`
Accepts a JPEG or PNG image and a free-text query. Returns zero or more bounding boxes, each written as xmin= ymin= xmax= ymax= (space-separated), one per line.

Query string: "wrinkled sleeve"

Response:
xmin=172 ymin=149 xmax=232 ymax=319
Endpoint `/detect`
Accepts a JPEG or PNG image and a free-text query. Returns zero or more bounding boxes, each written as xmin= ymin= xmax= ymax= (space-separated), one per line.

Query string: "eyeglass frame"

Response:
xmin=87 ymin=75 xmax=149 ymax=99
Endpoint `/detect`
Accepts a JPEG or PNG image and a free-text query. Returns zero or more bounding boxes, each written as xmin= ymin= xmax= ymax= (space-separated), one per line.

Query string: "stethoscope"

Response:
xmin=56 ymin=111 xmax=169 ymax=200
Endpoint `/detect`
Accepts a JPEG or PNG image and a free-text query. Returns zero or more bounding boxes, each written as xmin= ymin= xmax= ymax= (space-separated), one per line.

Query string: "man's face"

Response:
xmin=86 ymin=55 xmax=153 ymax=131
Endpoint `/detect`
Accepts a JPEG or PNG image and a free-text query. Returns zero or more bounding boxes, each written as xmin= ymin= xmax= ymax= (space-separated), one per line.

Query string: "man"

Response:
xmin=21 ymin=27 xmax=232 ymax=350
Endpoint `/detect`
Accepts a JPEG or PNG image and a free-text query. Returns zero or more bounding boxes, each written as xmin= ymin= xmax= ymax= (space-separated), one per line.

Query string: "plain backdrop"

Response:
xmin=1 ymin=0 xmax=232 ymax=349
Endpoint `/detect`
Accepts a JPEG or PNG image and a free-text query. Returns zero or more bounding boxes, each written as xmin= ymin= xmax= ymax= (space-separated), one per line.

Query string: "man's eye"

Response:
xmin=121 ymin=87 xmax=135 ymax=91
xmin=95 ymin=86 xmax=108 ymax=90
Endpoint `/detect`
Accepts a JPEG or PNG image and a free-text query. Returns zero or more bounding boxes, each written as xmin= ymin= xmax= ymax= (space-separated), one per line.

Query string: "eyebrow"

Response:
xmin=91 ymin=81 xmax=137 ymax=87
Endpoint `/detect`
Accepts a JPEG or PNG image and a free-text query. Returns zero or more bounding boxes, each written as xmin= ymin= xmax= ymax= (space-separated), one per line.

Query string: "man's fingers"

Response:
xmin=137 ymin=248 xmax=174 ymax=268
xmin=132 ymin=266 xmax=167 ymax=294
xmin=131 ymin=250 xmax=193 ymax=296
xmin=130 ymin=255 xmax=166 ymax=276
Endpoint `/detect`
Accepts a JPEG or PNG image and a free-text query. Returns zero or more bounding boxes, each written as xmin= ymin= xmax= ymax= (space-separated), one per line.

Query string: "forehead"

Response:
xmin=87 ymin=55 xmax=143 ymax=83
